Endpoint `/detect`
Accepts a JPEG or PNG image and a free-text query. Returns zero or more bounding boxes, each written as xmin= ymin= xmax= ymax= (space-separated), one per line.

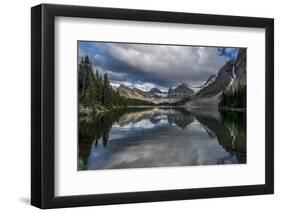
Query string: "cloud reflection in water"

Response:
xmin=81 ymin=107 xmax=245 ymax=170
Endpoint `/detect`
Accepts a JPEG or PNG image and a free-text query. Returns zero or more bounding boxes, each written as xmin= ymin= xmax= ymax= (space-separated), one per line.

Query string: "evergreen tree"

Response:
xmin=102 ymin=73 xmax=111 ymax=107
xmin=219 ymin=83 xmax=246 ymax=109
xmin=95 ymin=69 xmax=102 ymax=103
xmin=82 ymin=65 xmax=96 ymax=106
xmin=84 ymin=55 xmax=90 ymax=64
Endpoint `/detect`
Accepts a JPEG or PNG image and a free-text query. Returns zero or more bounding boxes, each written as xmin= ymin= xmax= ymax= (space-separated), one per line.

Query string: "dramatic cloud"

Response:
xmin=79 ymin=41 xmax=239 ymax=91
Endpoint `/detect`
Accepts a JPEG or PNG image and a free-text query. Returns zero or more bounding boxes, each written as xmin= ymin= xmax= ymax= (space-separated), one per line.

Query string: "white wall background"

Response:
xmin=0 ymin=0 xmax=279 ymax=212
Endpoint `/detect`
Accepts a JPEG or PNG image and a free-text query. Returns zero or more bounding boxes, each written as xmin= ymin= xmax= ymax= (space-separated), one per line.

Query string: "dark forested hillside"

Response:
xmin=219 ymin=83 xmax=246 ymax=109
xmin=78 ymin=56 xmax=154 ymax=112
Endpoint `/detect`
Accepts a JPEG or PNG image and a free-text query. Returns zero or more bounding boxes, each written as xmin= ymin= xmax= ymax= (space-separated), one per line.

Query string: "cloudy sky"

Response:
xmin=78 ymin=41 xmax=239 ymax=92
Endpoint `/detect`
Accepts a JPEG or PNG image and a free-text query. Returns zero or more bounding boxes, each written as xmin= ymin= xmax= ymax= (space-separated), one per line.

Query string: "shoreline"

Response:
xmin=219 ymin=107 xmax=246 ymax=112
xmin=80 ymin=104 xmax=246 ymax=116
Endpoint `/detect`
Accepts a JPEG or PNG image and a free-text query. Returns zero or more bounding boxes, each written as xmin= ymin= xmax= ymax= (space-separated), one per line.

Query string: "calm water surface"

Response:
xmin=78 ymin=107 xmax=246 ymax=170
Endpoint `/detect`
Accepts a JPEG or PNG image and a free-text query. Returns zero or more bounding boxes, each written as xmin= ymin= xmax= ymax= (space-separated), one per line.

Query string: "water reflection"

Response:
xmin=78 ymin=107 xmax=246 ymax=170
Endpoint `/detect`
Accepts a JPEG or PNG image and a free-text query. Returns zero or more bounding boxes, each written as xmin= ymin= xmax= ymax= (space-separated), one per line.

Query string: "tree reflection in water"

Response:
xmin=78 ymin=107 xmax=246 ymax=170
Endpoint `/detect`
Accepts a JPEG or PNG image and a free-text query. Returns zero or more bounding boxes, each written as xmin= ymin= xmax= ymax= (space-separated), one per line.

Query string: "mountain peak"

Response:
xmin=149 ymin=88 xmax=164 ymax=94
xmin=119 ymin=84 xmax=129 ymax=89
xmin=167 ymin=83 xmax=194 ymax=99
xmin=203 ymin=75 xmax=216 ymax=87
xmin=180 ymin=82 xmax=191 ymax=87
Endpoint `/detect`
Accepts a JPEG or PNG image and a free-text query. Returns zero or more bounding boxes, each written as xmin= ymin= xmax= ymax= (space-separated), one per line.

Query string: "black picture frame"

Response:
xmin=31 ymin=3 xmax=274 ymax=209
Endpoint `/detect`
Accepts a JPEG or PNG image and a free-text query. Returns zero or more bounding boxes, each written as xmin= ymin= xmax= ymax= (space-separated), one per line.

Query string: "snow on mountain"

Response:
xmin=228 ymin=60 xmax=236 ymax=87
xmin=184 ymin=75 xmax=217 ymax=94
xmin=195 ymin=61 xmax=233 ymax=98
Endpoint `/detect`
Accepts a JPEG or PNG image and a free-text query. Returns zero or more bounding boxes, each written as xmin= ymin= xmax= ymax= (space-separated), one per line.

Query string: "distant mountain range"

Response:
xmin=117 ymin=85 xmax=171 ymax=103
xmin=116 ymin=48 xmax=246 ymax=105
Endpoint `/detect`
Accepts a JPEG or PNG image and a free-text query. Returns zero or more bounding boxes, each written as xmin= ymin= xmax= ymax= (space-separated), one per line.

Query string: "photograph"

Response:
xmin=29 ymin=3 xmax=274 ymax=209
xmin=78 ymin=41 xmax=247 ymax=170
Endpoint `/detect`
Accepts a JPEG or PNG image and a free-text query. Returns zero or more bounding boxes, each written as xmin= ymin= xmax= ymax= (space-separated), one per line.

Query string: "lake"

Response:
xmin=78 ymin=106 xmax=246 ymax=170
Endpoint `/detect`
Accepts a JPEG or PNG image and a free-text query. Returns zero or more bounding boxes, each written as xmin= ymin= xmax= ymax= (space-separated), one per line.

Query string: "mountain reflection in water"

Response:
xmin=78 ymin=107 xmax=246 ymax=170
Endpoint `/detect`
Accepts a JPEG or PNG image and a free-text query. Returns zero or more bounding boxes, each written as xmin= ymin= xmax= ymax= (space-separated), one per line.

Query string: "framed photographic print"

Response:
xmin=31 ymin=4 xmax=274 ymax=209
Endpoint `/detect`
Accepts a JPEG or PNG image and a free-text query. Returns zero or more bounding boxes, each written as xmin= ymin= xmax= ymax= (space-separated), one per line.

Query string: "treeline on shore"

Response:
xmin=78 ymin=56 xmax=153 ymax=112
xmin=219 ymin=83 xmax=246 ymax=109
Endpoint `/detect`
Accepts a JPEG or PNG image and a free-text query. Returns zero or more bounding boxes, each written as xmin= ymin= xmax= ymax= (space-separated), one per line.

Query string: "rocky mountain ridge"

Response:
xmin=117 ymin=48 xmax=246 ymax=104
xmin=196 ymin=48 xmax=246 ymax=98
xmin=167 ymin=83 xmax=195 ymax=99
